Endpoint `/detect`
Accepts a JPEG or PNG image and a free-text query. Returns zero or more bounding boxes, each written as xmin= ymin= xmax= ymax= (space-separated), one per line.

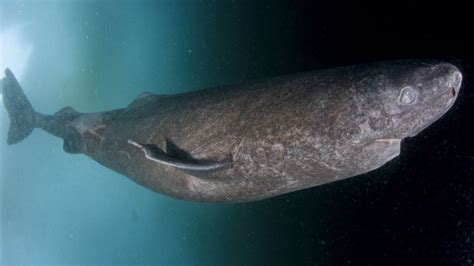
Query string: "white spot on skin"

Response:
xmin=319 ymin=161 xmax=342 ymax=172
xmin=286 ymin=179 xmax=300 ymax=187
xmin=119 ymin=150 xmax=131 ymax=160
xmin=186 ymin=177 xmax=199 ymax=191
xmin=271 ymin=143 xmax=284 ymax=151
xmin=355 ymin=120 xmax=374 ymax=142
xmin=232 ymin=138 xmax=246 ymax=161
xmin=145 ymin=130 xmax=159 ymax=143
xmin=73 ymin=113 xmax=104 ymax=136
xmin=88 ymin=125 xmax=106 ymax=139
xmin=370 ymin=110 xmax=381 ymax=118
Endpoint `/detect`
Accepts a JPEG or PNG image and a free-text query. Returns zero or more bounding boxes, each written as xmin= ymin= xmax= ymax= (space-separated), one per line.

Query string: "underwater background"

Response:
xmin=1 ymin=0 xmax=473 ymax=265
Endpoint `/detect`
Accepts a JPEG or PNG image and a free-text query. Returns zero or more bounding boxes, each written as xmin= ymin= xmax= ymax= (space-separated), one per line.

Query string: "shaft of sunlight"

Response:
xmin=0 ymin=25 xmax=33 ymax=104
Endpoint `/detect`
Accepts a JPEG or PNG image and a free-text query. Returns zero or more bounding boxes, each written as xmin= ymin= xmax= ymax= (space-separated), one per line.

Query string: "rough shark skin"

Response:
xmin=1 ymin=60 xmax=462 ymax=202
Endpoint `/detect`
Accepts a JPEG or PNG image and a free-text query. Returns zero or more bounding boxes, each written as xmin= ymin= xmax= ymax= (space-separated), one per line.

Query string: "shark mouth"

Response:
xmin=375 ymin=138 xmax=401 ymax=144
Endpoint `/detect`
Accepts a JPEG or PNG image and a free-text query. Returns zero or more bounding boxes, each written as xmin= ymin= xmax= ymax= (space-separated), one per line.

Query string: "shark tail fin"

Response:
xmin=1 ymin=68 xmax=36 ymax=145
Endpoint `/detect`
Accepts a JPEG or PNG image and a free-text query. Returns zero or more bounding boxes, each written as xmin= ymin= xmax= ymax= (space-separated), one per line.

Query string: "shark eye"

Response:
xmin=398 ymin=86 xmax=417 ymax=105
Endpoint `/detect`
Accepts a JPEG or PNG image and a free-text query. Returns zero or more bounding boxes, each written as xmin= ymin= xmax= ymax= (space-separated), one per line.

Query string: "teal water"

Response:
xmin=0 ymin=1 xmax=305 ymax=264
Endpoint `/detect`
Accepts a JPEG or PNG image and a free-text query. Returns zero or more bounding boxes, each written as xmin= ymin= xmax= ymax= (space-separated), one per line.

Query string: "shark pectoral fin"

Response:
xmin=127 ymin=139 xmax=232 ymax=172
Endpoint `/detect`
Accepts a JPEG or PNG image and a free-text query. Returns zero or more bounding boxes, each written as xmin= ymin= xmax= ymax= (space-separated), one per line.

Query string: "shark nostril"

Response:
xmin=451 ymin=87 xmax=456 ymax=98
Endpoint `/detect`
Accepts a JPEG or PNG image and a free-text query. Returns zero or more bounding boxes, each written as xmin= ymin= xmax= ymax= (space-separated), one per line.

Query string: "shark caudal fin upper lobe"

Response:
xmin=1 ymin=68 xmax=36 ymax=144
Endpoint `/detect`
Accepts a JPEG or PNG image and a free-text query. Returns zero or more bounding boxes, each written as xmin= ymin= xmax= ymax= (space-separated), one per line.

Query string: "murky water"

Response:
xmin=0 ymin=1 xmax=302 ymax=264
xmin=1 ymin=1 xmax=472 ymax=265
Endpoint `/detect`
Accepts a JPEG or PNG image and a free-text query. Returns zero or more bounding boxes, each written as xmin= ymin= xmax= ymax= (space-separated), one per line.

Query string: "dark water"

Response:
xmin=1 ymin=0 xmax=473 ymax=265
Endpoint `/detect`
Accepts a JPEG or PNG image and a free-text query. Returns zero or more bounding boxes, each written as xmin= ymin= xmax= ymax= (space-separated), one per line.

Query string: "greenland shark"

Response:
xmin=1 ymin=60 xmax=462 ymax=202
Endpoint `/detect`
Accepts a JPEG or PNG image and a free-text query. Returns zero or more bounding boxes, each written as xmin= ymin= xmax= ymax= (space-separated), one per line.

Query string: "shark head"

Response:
xmin=352 ymin=60 xmax=462 ymax=143
xmin=336 ymin=60 xmax=462 ymax=174
xmin=380 ymin=61 xmax=462 ymax=139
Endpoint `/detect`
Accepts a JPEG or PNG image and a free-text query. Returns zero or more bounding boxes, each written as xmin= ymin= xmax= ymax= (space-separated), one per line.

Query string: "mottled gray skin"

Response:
xmin=1 ymin=60 xmax=462 ymax=202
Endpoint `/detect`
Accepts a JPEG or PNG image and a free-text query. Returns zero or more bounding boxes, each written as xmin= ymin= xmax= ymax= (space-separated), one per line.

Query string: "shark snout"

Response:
xmin=450 ymin=69 xmax=462 ymax=98
xmin=440 ymin=63 xmax=462 ymax=99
